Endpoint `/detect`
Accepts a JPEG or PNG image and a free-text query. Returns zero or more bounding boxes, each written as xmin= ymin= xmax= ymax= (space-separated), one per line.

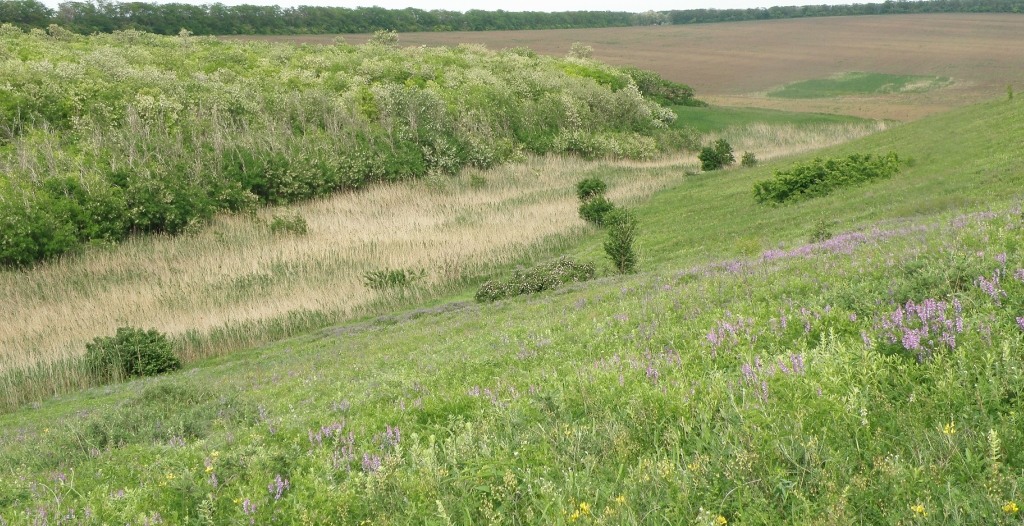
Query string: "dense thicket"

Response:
xmin=1 ymin=0 xmax=1022 ymax=36
xmin=0 ymin=27 xmax=684 ymax=267
xmin=753 ymin=152 xmax=902 ymax=204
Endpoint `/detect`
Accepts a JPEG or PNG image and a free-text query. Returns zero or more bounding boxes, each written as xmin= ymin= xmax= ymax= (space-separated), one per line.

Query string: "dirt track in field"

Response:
xmin=233 ymin=14 xmax=1024 ymax=120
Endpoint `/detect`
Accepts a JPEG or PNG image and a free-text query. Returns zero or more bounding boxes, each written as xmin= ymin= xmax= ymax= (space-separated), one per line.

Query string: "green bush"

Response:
xmin=363 ymin=268 xmax=426 ymax=291
xmin=85 ymin=327 xmax=181 ymax=382
xmin=268 ymin=214 xmax=309 ymax=235
xmin=603 ymin=208 xmax=638 ymax=273
xmin=753 ymin=152 xmax=901 ymax=205
xmin=579 ymin=196 xmax=617 ymax=226
xmin=475 ymin=257 xmax=596 ymax=302
xmin=698 ymin=139 xmax=735 ymax=171
xmin=575 ymin=177 xmax=608 ymax=201
xmin=808 ymin=218 xmax=836 ymax=243
xmin=741 ymin=151 xmax=758 ymax=167
xmin=0 ymin=29 xmax=685 ymax=267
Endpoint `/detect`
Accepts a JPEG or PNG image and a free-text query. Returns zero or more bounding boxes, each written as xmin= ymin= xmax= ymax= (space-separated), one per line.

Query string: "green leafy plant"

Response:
xmin=84 ymin=327 xmax=181 ymax=382
xmin=575 ymin=177 xmax=608 ymax=201
xmin=363 ymin=268 xmax=426 ymax=291
xmin=579 ymin=196 xmax=617 ymax=226
xmin=603 ymin=208 xmax=638 ymax=273
xmin=268 ymin=214 xmax=309 ymax=235
xmin=698 ymin=139 xmax=735 ymax=171
xmin=808 ymin=218 xmax=836 ymax=243
xmin=754 ymin=151 xmax=901 ymax=204
xmin=741 ymin=151 xmax=758 ymax=167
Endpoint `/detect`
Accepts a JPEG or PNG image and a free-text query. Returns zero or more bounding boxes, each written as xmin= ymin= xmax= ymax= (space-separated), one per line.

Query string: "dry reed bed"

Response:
xmin=0 ymin=155 xmax=676 ymax=374
xmin=0 ymin=120 xmax=882 ymax=394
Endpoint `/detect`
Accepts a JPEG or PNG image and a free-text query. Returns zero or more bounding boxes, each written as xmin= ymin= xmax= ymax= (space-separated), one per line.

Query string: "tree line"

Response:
xmin=0 ymin=0 xmax=1022 ymax=36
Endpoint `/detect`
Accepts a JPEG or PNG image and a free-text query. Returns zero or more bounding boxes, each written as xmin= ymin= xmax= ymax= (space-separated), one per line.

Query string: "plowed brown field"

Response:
xmin=235 ymin=14 xmax=1024 ymax=120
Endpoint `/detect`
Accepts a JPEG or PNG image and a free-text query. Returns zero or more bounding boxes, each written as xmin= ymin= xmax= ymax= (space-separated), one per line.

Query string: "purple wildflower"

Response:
xmin=977 ymin=273 xmax=1005 ymax=304
xmin=362 ymin=453 xmax=382 ymax=473
xmin=645 ymin=364 xmax=659 ymax=384
xmin=384 ymin=425 xmax=401 ymax=449
xmin=242 ymin=499 xmax=257 ymax=525
xmin=1017 ymin=317 xmax=1024 ymax=332
xmin=268 ymin=475 xmax=290 ymax=501
xmin=790 ymin=354 xmax=805 ymax=374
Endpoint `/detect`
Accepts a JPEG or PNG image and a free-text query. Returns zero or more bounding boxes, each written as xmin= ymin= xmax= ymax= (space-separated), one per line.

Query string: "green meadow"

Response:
xmin=2 ymin=81 xmax=1024 ymax=524
xmin=769 ymin=72 xmax=951 ymax=99
xmin=3 ymin=14 xmax=1024 ymax=524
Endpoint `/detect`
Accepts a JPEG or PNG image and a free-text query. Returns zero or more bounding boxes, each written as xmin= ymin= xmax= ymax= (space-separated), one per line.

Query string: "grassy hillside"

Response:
xmin=2 ymin=91 xmax=1023 ymax=524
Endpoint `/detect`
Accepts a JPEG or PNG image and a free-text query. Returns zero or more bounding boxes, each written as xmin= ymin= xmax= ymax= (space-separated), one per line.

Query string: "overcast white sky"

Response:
xmin=36 ymin=0 xmax=822 ymax=12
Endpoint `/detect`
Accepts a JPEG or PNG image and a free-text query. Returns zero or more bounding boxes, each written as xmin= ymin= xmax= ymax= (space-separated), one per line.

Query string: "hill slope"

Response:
xmin=2 ymin=98 xmax=1024 ymax=523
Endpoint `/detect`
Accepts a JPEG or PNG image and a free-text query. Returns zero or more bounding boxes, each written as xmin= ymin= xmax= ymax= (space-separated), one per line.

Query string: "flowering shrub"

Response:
xmin=475 ymin=256 xmax=596 ymax=302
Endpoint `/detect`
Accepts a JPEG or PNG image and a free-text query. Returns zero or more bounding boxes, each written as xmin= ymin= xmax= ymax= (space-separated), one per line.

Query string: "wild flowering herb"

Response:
xmin=308 ymin=421 xmax=347 ymax=447
xmin=382 ymin=425 xmax=401 ymax=449
xmin=242 ymin=499 xmax=257 ymax=524
xmin=739 ymin=354 xmax=806 ymax=403
xmin=880 ymin=298 xmax=963 ymax=362
xmin=268 ymin=474 xmax=290 ymax=501
xmin=362 ymin=453 xmax=382 ymax=473
xmin=976 ymin=272 xmax=1006 ymax=304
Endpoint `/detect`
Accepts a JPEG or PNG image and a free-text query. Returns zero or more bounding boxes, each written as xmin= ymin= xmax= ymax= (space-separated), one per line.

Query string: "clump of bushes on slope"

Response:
xmin=475 ymin=256 xmax=596 ymax=302
xmin=753 ymin=151 xmax=901 ymax=204
xmin=576 ymin=177 xmax=617 ymax=226
xmin=85 ymin=327 xmax=181 ymax=382
xmin=698 ymin=138 xmax=735 ymax=171
xmin=620 ymin=66 xmax=705 ymax=107
xmin=0 ymin=27 xmax=687 ymax=267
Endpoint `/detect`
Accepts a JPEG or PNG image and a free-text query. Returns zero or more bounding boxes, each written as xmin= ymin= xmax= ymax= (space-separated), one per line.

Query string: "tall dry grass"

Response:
xmin=0 ymin=121 xmax=884 ymax=411
xmin=0 ymin=154 xmax=685 ymax=407
xmin=718 ymin=121 xmax=890 ymax=162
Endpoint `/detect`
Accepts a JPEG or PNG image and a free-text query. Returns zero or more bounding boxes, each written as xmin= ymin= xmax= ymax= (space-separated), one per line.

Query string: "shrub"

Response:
xmin=698 ymin=139 xmax=735 ymax=171
xmin=575 ymin=177 xmax=608 ymax=201
xmin=809 ymin=218 xmax=836 ymax=243
xmin=269 ymin=213 xmax=309 ymax=235
xmin=363 ymin=268 xmax=426 ymax=291
xmin=579 ymin=196 xmax=617 ymax=226
xmin=753 ymin=151 xmax=901 ymax=205
xmin=603 ymin=208 xmax=638 ymax=273
xmin=741 ymin=151 xmax=758 ymax=167
xmin=568 ymin=42 xmax=593 ymax=59
xmin=475 ymin=257 xmax=596 ymax=302
xmin=85 ymin=327 xmax=181 ymax=382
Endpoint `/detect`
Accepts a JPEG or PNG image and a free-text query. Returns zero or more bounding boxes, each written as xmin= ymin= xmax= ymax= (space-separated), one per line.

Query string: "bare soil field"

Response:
xmin=234 ymin=14 xmax=1024 ymax=120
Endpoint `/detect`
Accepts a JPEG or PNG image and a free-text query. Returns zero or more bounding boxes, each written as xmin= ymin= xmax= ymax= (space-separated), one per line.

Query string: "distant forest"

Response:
xmin=0 ymin=0 xmax=1022 ymax=36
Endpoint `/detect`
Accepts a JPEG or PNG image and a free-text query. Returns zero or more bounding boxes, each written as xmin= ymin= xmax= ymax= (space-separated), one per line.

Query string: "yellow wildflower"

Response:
xmin=165 ymin=472 xmax=175 ymax=480
xmin=579 ymin=502 xmax=591 ymax=515
xmin=1003 ymin=501 xmax=1019 ymax=514
xmin=715 ymin=515 xmax=728 ymax=525
xmin=911 ymin=503 xmax=927 ymax=516
xmin=211 ymin=450 xmax=221 ymax=458
xmin=615 ymin=495 xmax=626 ymax=505
xmin=205 ymin=465 xmax=214 ymax=473
xmin=569 ymin=510 xmax=581 ymax=522
xmin=943 ymin=421 xmax=957 ymax=436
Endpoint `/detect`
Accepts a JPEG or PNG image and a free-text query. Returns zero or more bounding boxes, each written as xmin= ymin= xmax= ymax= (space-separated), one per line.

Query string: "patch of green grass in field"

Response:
xmin=769 ymin=72 xmax=951 ymax=99
xmin=671 ymin=104 xmax=866 ymax=133
xmin=2 ymin=97 xmax=1024 ymax=523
